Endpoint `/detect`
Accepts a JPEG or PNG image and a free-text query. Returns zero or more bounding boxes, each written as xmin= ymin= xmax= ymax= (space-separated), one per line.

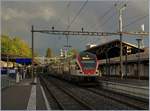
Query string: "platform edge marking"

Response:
xmin=27 ymin=77 xmax=36 ymax=110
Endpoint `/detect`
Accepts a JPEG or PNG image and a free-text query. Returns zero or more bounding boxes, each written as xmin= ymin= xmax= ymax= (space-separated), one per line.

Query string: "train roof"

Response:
xmin=79 ymin=51 xmax=96 ymax=57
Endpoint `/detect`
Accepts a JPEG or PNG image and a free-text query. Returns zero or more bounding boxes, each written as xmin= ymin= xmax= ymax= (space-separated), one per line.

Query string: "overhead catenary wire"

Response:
xmin=113 ymin=1 xmax=130 ymax=32
xmin=94 ymin=1 xmax=126 ymax=31
xmin=122 ymin=14 xmax=148 ymax=30
xmin=67 ymin=1 xmax=118 ymax=44
xmin=51 ymin=1 xmax=71 ymax=49
xmin=67 ymin=0 xmax=89 ymax=45
xmin=64 ymin=1 xmax=72 ymax=50
xmin=55 ymin=1 xmax=71 ymax=27
xmin=90 ymin=1 xmax=129 ymax=44
xmin=96 ymin=1 xmax=129 ymax=32
xmin=80 ymin=1 xmax=119 ymax=44
xmin=95 ymin=11 xmax=115 ymax=31
xmin=91 ymin=2 xmax=118 ymax=31
xmin=66 ymin=0 xmax=88 ymax=30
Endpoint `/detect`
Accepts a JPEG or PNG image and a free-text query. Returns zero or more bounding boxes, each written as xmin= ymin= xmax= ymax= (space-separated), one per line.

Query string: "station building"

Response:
xmin=1 ymin=53 xmax=40 ymax=77
xmin=84 ymin=39 xmax=149 ymax=79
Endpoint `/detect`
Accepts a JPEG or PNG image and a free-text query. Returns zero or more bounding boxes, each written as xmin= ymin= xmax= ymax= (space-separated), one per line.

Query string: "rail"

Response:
xmin=39 ymin=75 xmax=94 ymax=110
xmin=39 ymin=75 xmax=65 ymax=110
xmin=85 ymin=87 xmax=148 ymax=110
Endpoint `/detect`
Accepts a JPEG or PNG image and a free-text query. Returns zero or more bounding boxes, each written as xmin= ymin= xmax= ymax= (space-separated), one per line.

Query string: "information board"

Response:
xmin=16 ymin=58 xmax=31 ymax=63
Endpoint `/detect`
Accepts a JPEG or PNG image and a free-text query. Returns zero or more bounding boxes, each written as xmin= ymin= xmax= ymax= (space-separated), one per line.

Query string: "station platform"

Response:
xmin=1 ymin=77 xmax=50 ymax=110
xmin=98 ymin=77 xmax=149 ymax=100
xmin=99 ymin=76 xmax=149 ymax=87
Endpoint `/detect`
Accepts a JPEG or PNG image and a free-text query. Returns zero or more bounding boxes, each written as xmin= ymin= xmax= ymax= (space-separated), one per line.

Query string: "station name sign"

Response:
xmin=16 ymin=58 xmax=32 ymax=63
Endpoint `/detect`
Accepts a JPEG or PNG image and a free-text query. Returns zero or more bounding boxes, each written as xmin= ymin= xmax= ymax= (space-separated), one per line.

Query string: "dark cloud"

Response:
xmin=1 ymin=0 xmax=149 ymax=56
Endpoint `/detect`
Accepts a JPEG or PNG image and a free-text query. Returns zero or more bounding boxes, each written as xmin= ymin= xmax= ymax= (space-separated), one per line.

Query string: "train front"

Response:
xmin=77 ymin=52 xmax=99 ymax=81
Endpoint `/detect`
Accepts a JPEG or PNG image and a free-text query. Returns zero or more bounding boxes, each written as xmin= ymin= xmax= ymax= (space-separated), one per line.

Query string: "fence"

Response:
xmin=1 ymin=75 xmax=16 ymax=89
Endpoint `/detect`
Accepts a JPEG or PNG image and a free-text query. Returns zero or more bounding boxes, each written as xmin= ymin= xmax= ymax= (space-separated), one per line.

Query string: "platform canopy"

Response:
xmin=84 ymin=39 xmax=144 ymax=60
xmin=1 ymin=53 xmax=39 ymax=65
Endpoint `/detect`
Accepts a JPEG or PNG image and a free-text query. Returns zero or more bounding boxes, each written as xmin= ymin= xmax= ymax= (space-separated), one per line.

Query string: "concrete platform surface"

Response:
xmin=99 ymin=77 xmax=149 ymax=87
xmin=98 ymin=77 xmax=149 ymax=99
xmin=1 ymin=78 xmax=49 ymax=110
xmin=2 ymin=85 xmax=32 ymax=110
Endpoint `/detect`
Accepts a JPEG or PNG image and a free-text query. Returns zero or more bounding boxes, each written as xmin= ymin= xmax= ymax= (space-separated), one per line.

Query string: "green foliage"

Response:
xmin=67 ymin=48 xmax=78 ymax=57
xmin=1 ymin=35 xmax=11 ymax=53
xmin=45 ymin=48 xmax=52 ymax=58
xmin=1 ymin=34 xmax=32 ymax=57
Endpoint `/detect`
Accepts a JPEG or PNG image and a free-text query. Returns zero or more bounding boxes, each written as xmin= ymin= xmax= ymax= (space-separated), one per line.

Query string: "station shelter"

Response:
xmin=1 ymin=53 xmax=39 ymax=78
xmin=84 ymin=39 xmax=149 ymax=79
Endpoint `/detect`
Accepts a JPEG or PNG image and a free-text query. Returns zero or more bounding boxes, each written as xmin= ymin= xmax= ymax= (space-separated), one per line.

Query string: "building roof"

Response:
xmin=84 ymin=39 xmax=144 ymax=60
xmin=99 ymin=50 xmax=149 ymax=65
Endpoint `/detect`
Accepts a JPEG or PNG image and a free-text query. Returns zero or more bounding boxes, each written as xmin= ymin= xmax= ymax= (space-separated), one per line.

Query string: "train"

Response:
xmin=47 ymin=51 xmax=100 ymax=83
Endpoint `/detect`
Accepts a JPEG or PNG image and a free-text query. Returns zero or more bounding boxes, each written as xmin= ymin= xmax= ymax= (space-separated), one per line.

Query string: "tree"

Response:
xmin=1 ymin=35 xmax=11 ymax=53
xmin=19 ymin=39 xmax=32 ymax=57
xmin=71 ymin=48 xmax=78 ymax=57
xmin=67 ymin=48 xmax=78 ymax=57
xmin=1 ymin=34 xmax=32 ymax=57
xmin=12 ymin=37 xmax=32 ymax=57
xmin=12 ymin=37 xmax=22 ymax=55
xmin=45 ymin=48 xmax=52 ymax=58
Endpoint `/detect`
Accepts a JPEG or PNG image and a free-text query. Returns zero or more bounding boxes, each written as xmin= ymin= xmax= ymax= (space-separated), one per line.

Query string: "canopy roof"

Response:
xmin=84 ymin=39 xmax=144 ymax=60
xmin=1 ymin=53 xmax=39 ymax=65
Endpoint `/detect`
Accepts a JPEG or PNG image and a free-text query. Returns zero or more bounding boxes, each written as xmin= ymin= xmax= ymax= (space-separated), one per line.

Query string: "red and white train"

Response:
xmin=48 ymin=51 xmax=99 ymax=82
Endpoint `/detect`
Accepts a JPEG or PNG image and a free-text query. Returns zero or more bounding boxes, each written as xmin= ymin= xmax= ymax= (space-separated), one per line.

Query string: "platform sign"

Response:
xmin=16 ymin=58 xmax=32 ymax=63
xmin=8 ymin=69 xmax=16 ymax=74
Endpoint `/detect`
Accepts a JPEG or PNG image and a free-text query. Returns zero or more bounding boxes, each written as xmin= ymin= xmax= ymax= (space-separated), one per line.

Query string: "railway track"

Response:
xmin=39 ymin=75 xmax=94 ymax=110
xmin=85 ymin=87 xmax=149 ymax=110
xmin=39 ymin=76 xmax=64 ymax=110
xmin=66 ymin=77 xmax=149 ymax=110
xmin=39 ymin=75 xmax=148 ymax=110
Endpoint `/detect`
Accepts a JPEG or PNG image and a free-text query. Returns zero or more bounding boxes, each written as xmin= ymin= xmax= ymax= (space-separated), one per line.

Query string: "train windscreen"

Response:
xmin=79 ymin=52 xmax=97 ymax=70
xmin=81 ymin=60 xmax=96 ymax=70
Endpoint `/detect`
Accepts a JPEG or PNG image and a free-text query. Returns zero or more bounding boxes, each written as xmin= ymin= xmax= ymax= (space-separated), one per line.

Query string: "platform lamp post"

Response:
xmin=7 ymin=38 xmax=9 ymax=76
xmin=7 ymin=55 xmax=9 ymax=76
xmin=118 ymin=4 xmax=126 ymax=79
xmin=125 ymin=46 xmax=131 ymax=79
xmin=31 ymin=25 xmax=34 ymax=78
xmin=136 ymin=39 xmax=142 ymax=80
xmin=125 ymin=47 xmax=127 ymax=79
xmin=136 ymin=24 xmax=145 ymax=80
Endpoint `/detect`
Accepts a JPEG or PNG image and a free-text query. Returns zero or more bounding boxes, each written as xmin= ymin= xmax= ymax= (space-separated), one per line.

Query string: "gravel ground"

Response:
xmin=40 ymin=76 xmax=92 ymax=110
xmin=47 ymin=76 xmax=136 ymax=110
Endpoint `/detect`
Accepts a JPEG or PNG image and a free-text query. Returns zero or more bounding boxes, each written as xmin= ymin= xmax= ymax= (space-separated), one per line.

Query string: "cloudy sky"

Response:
xmin=1 ymin=0 xmax=149 ymax=56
